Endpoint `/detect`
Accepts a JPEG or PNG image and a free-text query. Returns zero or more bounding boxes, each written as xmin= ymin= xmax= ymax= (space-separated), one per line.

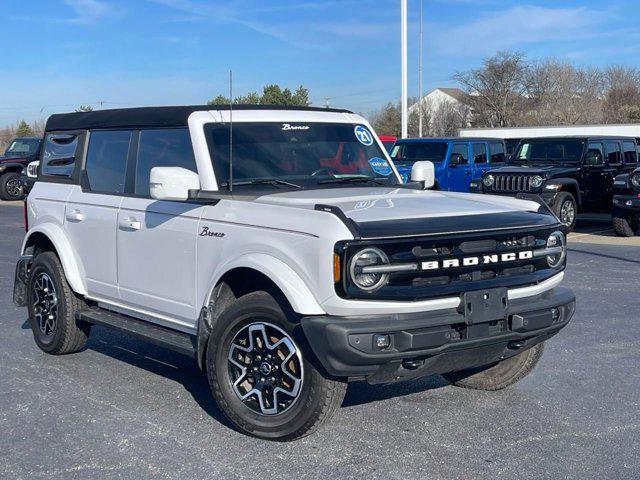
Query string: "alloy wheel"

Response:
xmin=560 ymin=200 xmax=575 ymax=227
xmin=6 ymin=177 xmax=22 ymax=198
xmin=32 ymin=272 xmax=58 ymax=337
xmin=227 ymin=322 xmax=303 ymax=415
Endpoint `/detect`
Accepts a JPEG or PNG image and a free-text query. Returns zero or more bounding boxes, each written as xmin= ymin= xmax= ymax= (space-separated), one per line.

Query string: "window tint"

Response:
xmin=586 ymin=143 xmax=603 ymax=166
xmin=393 ymin=142 xmax=448 ymax=163
xmin=450 ymin=144 xmax=468 ymax=165
xmin=135 ymin=128 xmax=196 ymax=196
xmin=41 ymin=133 xmax=78 ymax=177
xmin=490 ymin=142 xmax=505 ymax=163
xmin=505 ymin=139 xmax=521 ymax=156
xmin=623 ymin=141 xmax=637 ymax=164
xmin=472 ymin=143 xmax=487 ymax=164
xmin=85 ymin=130 xmax=131 ymax=194
xmin=604 ymin=142 xmax=621 ymax=165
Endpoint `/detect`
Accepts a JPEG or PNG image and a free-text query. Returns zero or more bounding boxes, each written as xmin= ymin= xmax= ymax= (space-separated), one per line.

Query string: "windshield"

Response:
xmin=391 ymin=142 xmax=448 ymax=163
xmin=205 ymin=122 xmax=399 ymax=189
xmin=5 ymin=138 xmax=40 ymax=155
xmin=512 ymin=139 xmax=585 ymax=163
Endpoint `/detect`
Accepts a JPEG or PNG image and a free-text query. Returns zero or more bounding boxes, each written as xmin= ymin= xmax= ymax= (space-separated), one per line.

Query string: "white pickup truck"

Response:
xmin=14 ymin=105 xmax=575 ymax=440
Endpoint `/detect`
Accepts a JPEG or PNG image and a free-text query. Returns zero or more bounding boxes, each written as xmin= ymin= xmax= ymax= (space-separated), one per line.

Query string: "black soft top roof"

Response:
xmin=45 ymin=104 xmax=353 ymax=132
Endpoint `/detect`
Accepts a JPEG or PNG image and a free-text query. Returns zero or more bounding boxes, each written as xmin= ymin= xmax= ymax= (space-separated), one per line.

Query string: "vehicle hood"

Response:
xmin=0 ymin=154 xmax=28 ymax=163
xmin=490 ymin=164 xmax=579 ymax=177
xmin=255 ymin=188 xmax=557 ymax=238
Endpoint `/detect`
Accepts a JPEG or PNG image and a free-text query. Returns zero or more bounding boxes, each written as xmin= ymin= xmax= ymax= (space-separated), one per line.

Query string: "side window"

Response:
xmin=85 ymin=130 xmax=132 ymax=194
xmin=585 ymin=143 xmax=603 ymax=166
xmin=450 ymin=144 xmax=468 ymax=165
xmin=135 ymin=128 xmax=197 ymax=197
xmin=604 ymin=142 xmax=622 ymax=165
xmin=490 ymin=142 xmax=505 ymax=163
xmin=41 ymin=133 xmax=78 ymax=177
xmin=472 ymin=143 xmax=487 ymax=164
xmin=623 ymin=141 xmax=637 ymax=165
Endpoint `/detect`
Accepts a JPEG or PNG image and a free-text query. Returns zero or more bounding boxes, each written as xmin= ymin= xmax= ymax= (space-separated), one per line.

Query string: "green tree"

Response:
xmin=16 ymin=120 xmax=34 ymax=137
xmin=208 ymin=84 xmax=311 ymax=106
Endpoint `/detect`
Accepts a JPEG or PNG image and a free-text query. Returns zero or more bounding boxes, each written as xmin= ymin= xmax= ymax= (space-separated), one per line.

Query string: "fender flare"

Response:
xmin=21 ymin=224 xmax=87 ymax=295
xmin=546 ymin=177 xmax=581 ymax=205
xmin=204 ymin=253 xmax=325 ymax=316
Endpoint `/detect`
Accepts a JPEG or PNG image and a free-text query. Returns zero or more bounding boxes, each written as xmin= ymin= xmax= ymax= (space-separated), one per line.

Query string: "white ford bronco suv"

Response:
xmin=14 ymin=105 xmax=575 ymax=440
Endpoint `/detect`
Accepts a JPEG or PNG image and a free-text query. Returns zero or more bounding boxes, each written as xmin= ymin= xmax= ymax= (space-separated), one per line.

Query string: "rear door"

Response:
xmin=603 ymin=141 xmax=623 ymax=204
xmin=64 ymin=130 xmax=132 ymax=302
xmin=116 ymin=128 xmax=203 ymax=328
xmin=581 ymin=141 xmax=605 ymax=206
xmin=447 ymin=142 xmax=470 ymax=192
xmin=622 ymin=140 xmax=638 ymax=173
xmin=471 ymin=142 xmax=490 ymax=181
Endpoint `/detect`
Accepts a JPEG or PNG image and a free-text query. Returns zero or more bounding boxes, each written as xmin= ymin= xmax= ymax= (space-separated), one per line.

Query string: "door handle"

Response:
xmin=65 ymin=210 xmax=85 ymax=222
xmin=119 ymin=218 xmax=141 ymax=231
xmin=465 ymin=169 xmax=471 ymax=175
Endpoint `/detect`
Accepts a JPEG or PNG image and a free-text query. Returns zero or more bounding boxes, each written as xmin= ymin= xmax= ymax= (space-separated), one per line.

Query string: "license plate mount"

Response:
xmin=459 ymin=288 xmax=508 ymax=325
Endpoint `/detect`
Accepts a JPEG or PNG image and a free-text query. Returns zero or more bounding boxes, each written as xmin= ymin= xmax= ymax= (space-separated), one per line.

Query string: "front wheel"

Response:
xmin=0 ymin=172 xmax=25 ymax=201
xmin=206 ymin=291 xmax=346 ymax=440
xmin=552 ymin=192 xmax=577 ymax=232
xmin=442 ymin=343 xmax=545 ymax=391
xmin=612 ymin=215 xmax=638 ymax=237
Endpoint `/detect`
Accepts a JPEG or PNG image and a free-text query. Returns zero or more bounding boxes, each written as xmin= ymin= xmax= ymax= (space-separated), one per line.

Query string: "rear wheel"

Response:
xmin=442 ymin=343 xmax=545 ymax=391
xmin=0 ymin=172 xmax=24 ymax=201
xmin=206 ymin=291 xmax=346 ymax=440
xmin=27 ymin=252 xmax=91 ymax=354
xmin=552 ymin=192 xmax=577 ymax=232
xmin=612 ymin=215 xmax=638 ymax=237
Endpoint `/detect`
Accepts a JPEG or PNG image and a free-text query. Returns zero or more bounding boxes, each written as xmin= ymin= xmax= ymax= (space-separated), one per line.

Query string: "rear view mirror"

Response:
xmin=411 ymin=161 xmax=435 ymax=189
xmin=150 ymin=167 xmax=200 ymax=201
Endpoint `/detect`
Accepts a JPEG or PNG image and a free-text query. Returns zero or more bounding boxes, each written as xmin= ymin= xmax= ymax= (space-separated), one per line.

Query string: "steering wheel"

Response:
xmin=311 ymin=167 xmax=336 ymax=177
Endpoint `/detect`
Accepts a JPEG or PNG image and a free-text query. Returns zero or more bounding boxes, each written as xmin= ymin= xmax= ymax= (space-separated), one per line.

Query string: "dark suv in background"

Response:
xmin=0 ymin=136 xmax=42 ymax=200
xmin=470 ymin=136 xmax=639 ymax=231
xmin=612 ymin=167 xmax=640 ymax=236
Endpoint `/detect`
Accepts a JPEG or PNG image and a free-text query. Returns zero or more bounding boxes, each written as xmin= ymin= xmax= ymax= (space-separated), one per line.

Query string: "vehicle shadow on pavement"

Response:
xmin=343 ymin=375 xmax=449 ymax=407
xmin=568 ymin=246 xmax=640 ymax=264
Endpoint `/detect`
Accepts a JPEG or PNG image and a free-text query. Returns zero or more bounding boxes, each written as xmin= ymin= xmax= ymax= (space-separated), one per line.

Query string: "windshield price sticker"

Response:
xmin=369 ymin=157 xmax=392 ymax=176
xmin=354 ymin=125 xmax=374 ymax=146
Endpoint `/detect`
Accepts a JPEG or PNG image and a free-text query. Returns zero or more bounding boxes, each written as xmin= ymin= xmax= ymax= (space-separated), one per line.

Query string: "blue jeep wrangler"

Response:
xmin=390 ymin=138 xmax=506 ymax=191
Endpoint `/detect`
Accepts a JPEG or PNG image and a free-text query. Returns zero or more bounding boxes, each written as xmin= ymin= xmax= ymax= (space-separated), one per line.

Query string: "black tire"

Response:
xmin=27 ymin=252 xmax=91 ymax=354
xmin=0 ymin=171 xmax=25 ymax=201
xmin=442 ymin=343 xmax=545 ymax=391
xmin=206 ymin=291 xmax=346 ymax=440
xmin=552 ymin=192 xmax=577 ymax=232
xmin=612 ymin=215 xmax=638 ymax=237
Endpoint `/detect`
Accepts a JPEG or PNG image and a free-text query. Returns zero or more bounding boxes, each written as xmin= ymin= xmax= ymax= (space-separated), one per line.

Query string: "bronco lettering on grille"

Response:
xmin=421 ymin=250 xmax=533 ymax=271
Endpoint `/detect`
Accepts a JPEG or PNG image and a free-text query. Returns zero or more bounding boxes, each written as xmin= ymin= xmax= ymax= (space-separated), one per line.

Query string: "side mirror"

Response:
xmin=150 ymin=167 xmax=200 ymax=201
xmin=410 ymin=160 xmax=435 ymax=189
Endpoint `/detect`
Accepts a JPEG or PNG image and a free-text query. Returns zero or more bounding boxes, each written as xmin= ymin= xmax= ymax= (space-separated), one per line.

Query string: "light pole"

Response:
xmin=401 ymin=0 xmax=408 ymax=138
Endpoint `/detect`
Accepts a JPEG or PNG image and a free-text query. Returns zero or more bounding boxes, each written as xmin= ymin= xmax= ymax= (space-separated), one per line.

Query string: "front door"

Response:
xmin=447 ymin=143 xmax=471 ymax=192
xmin=581 ymin=142 xmax=605 ymax=206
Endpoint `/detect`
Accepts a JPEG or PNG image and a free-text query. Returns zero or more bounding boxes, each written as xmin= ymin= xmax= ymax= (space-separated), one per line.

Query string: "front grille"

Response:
xmin=337 ymin=228 xmax=560 ymax=301
xmin=491 ymin=174 xmax=532 ymax=193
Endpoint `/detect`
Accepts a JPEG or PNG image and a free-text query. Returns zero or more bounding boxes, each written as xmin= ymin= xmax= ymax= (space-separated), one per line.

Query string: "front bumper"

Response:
xmin=301 ymin=286 xmax=575 ymax=384
xmin=613 ymin=194 xmax=640 ymax=214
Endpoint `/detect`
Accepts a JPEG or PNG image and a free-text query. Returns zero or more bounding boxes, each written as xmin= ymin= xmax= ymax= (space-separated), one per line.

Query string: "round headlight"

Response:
xmin=529 ymin=175 xmax=544 ymax=189
xmin=546 ymin=231 xmax=566 ymax=268
xmin=631 ymin=172 xmax=640 ymax=189
xmin=349 ymin=248 xmax=389 ymax=291
xmin=483 ymin=175 xmax=495 ymax=187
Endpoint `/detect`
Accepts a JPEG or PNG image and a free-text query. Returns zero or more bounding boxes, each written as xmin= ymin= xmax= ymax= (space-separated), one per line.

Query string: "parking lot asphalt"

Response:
xmin=1 ymin=202 xmax=639 ymax=480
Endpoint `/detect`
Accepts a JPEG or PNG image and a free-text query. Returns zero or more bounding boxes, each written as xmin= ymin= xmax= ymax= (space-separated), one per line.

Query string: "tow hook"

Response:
xmin=508 ymin=340 xmax=526 ymax=350
xmin=402 ymin=359 xmax=424 ymax=370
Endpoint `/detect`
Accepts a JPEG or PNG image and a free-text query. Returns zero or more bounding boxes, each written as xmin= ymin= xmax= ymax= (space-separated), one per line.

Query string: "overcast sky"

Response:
xmin=2 ymin=0 xmax=640 ymax=125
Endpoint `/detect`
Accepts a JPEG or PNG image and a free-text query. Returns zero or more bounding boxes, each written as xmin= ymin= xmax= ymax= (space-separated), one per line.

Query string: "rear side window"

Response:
xmin=472 ymin=143 xmax=487 ymax=164
xmin=623 ymin=141 xmax=637 ymax=164
xmin=85 ymin=130 xmax=132 ymax=194
xmin=41 ymin=133 xmax=78 ymax=177
xmin=490 ymin=142 xmax=505 ymax=163
xmin=135 ymin=128 xmax=197 ymax=196
xmin=604 ymin=142 xmax=622 ymax=165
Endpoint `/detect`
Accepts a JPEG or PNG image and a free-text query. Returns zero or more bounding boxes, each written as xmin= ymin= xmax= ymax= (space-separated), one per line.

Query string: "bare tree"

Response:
xmin=429 ymin=101 xmax=471 ymax=136
xmin=602 ymin=65 xmax=640 ymax=123
xmin=454 ymin=51 xmax=531 ymax=127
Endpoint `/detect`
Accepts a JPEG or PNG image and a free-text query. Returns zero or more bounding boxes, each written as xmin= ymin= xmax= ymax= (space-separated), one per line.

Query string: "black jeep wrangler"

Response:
xmin=0 ymin=136 xmax=42 ymax=200
xmin=612 ymin=167 xmax=640 ymax=236
xmin=470 ymin=136 xmax=639 ymax=231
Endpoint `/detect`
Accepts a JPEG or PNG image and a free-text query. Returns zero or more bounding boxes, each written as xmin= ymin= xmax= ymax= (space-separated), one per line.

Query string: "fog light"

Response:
xmin=374 ymin=334 xmax=391 ymax=350
xmin=626 ymin=200 xmax=633 ymax=207
xmin=551 ymin=307 xmax=560 ymax=323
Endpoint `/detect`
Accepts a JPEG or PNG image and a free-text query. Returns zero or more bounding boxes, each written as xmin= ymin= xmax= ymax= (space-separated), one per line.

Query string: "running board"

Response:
xmin=76 ymin=308 xmax=197 ymax=358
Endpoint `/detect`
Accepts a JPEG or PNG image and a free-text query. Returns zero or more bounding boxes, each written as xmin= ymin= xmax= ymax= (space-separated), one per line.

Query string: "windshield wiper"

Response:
xmin=222 ymin=178 xmax=302 ymax=189
xmin=318 ymin=176 xmax=385 ymax=186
